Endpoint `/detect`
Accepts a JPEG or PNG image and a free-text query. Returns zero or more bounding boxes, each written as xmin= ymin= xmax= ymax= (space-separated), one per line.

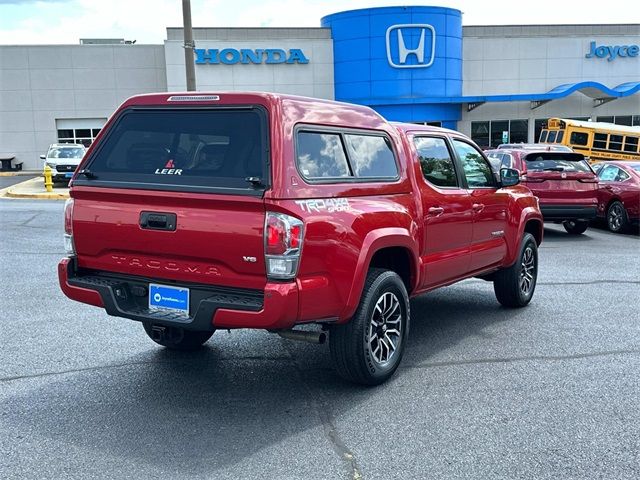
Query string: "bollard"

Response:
xmin=43 ymin=165 xmax=53 ymax=192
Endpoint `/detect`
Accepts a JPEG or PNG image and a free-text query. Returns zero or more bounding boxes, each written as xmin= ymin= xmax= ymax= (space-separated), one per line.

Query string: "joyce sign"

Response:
xmin=585 ymin=41 xmax=639 ymax=61
xmin=195 ymin=48 xmax=309 ymax=65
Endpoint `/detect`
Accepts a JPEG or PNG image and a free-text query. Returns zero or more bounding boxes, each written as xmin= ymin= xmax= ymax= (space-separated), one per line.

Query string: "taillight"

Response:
xmin=63 ymin=198 xmax=75 ymax=255
xmin=264 ymin=212 xmax=304 ymax=280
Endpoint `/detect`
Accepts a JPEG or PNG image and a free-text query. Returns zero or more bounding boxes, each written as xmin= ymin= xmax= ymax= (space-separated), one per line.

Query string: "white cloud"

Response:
xmin=0 ymin=0 xmax=636 ymax=45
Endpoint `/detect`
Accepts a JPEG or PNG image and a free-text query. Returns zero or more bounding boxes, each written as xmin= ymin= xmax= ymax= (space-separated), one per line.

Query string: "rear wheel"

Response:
xmin=493 ymin=233 xmax=538 ymax=308
xmin=142 ymin=322 xmax=214 ymax=351
xmin=562 ymin=220 xmax=589 ymax=235
xmin=329 ymin=268 xmax=409 ymax=385
xmin=606 ymin=201 xmax=628 ymax=233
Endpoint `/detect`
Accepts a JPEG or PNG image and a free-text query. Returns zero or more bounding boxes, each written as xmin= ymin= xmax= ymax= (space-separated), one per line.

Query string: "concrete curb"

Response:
xmin=5 ymin=190 xmax=69 ymax=200
xmin=0 ymin=177 xmax=69 ymax=200
xmin=0 ymin=171 xmax=41 ymax=177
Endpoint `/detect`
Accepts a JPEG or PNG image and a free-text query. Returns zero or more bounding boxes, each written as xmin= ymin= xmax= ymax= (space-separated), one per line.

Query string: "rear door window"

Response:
xmin=598 ymin=165 xmax=619 ymax=181
xmin=413 ymin=137 xmax=459 ymax=187
xmin=524 ymin=153 xmax=592 ymax=173
xmin=82 ymin=108 xmax=268 ymax=194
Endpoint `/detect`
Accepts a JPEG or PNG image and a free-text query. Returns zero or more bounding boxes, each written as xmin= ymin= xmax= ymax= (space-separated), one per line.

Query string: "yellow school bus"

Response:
xmin=539 ymin=118 xmax=640 ymax=162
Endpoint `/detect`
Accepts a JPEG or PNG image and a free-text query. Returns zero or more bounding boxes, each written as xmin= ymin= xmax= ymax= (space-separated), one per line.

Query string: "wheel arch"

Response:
xmin=342 ymin=228 xmax=419 ymax=321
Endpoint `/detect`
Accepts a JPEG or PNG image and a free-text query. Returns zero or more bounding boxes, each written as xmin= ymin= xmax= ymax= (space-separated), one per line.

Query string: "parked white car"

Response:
xmin=40 ymin=144 xmax=86 ymax=183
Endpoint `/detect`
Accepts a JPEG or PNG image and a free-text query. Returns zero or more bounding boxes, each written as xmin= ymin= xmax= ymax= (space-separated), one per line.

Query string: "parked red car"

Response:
xmin=486 ymin=148 xmax=598 ymax=234
xmin=58 ymin=92 xmax=543 ymax=385
xmin=592 ymin=161 xmax=640 ymax=233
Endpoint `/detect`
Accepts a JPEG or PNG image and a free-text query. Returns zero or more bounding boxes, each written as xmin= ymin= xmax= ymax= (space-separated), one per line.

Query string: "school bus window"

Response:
xmin=609 ymin=134 xmax=623 ymax=151
xmin=539 ymin=130 xmax=548 ymax=142
xmin=547 ymin=131 xmax=557 ymax=143
xmin=556 ymin=130 xmax=564 ymax=143
xmin=570 ymin=131 xmax=589 ymax=146
xmin=594 ymin=133 xmax=608 ymax=149
xmin=624 ymin=137 xmax=639 ymax=153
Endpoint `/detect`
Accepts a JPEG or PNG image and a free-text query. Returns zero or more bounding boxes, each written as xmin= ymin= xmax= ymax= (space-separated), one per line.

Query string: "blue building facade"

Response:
xmin=321 ymin=6 xmax=463 ymax=130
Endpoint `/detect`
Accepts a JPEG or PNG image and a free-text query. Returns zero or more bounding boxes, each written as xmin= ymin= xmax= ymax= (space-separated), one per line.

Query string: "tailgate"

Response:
xmin=72 ymin=188 xmax=267 ymax=289
xmin=69 ymin=105 xmax=270 ymax=290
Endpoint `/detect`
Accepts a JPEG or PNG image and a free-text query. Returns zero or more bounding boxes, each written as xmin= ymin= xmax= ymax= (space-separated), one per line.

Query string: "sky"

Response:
xmin=0 ymin=0 xmax=638 ymax=45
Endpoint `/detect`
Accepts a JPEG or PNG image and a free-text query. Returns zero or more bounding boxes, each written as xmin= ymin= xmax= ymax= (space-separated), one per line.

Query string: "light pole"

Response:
xmin=182 ymin=0 xmax=196 ymax=91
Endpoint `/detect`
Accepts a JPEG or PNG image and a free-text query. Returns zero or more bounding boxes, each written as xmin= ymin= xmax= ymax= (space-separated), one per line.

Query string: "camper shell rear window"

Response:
xmin=76 ymin=107 xmax=269 ymax=195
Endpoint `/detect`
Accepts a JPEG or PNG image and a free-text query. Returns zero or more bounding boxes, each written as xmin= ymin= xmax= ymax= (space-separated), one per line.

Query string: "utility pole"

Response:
xmin=182 ymin=0 xmax=196 ymax=91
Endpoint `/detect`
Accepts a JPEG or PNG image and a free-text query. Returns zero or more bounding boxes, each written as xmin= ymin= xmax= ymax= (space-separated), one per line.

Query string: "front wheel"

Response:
xmin=493 ymin=233 xmax=538 ymax=308
xmin=142 ymin=322 xmax=214 ymax=351
xmin=562 ymin=220 xmax=589 ymax=235
xmin=329 ymin=269 xmax=409 ymax=385
xmin=606 ymin=201 xmax=628 ymax=233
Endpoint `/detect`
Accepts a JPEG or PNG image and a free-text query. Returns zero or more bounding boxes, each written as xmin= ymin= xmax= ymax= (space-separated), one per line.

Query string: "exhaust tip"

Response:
xmin=277 ymin=329 xmax=326 ymax=345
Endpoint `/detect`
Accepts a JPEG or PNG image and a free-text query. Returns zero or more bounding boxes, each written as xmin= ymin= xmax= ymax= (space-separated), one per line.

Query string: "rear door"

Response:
xmin=522 ymin=152 xmax=598 ymax=207
xmin=70 ymin=106 xmax=270 ymax=290
xmin=451 ymin=138 xmax=509 ymax=272
xmin=411 ymin=135 xmax=473 ymax=288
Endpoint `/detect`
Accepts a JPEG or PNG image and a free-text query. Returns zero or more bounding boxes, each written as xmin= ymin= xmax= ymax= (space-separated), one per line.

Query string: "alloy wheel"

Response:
xmin=367 ymin=292 xmax=402 ymax=365
xmin=608 ymin=204 xmax=624 ymax=231
xmin=519 ymin=246 xmax=535 ymax=295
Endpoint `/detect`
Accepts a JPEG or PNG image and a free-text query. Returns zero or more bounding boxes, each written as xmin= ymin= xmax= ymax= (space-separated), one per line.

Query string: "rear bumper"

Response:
xmin=58 ymin=257 xmax=299 ymax=330
xmin=540 ymin=205 xmax=597 ymax=221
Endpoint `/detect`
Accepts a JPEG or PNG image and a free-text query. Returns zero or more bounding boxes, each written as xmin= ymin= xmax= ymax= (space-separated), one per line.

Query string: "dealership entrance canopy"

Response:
xmin=1 ymin=6 xmax=638 ymax=169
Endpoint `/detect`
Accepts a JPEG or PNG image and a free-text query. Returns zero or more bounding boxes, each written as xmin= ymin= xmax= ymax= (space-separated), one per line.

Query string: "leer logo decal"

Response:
xmin=155 ymin=159 xmax=182 ymax=175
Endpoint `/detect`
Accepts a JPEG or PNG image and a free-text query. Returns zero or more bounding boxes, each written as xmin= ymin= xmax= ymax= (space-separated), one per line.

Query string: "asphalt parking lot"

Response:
xmin=1 ymin=199 xmax=639 ymax=480
xmin=0 ymin=175 xmax=37 ymax=190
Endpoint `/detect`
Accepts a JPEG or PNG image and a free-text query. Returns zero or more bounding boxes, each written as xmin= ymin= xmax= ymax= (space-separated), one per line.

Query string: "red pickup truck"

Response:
xmin=59 ymin=92 xmax=543 ymax=385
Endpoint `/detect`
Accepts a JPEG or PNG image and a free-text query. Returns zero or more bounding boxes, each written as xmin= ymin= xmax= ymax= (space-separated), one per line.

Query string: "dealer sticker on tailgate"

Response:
xmin=149 ymin=283 xmax=189 ymax=315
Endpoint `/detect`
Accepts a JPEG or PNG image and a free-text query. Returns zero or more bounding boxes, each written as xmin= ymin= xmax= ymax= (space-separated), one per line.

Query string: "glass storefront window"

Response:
xmin=535 ymin=119 xmax=548 ymax=144
xmin=509 ymin=119 xmax=528 ymax=144
xmin=471 ymin=122 xmax=489 ymax=149
xmin=489 ymin=120 xmax=509 ymax=147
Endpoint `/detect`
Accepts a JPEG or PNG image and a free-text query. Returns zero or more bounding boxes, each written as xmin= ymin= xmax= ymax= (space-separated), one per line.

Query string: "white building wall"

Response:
xmin=459 ymin=25 xmax=640 ymax=141
xmin=0 ymin=44 xmax=166 ymax=170
xmin=164 ymin=28 xmax=334 ymax=100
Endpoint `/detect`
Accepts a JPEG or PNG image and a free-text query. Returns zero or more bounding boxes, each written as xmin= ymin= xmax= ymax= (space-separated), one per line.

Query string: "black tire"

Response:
xmin=142 ymin=322 xmax=214 ymax=351
xmin=493 ymin=233 xmax=538 ymax=308
xmin=562 ymin=220 xmax=589 ymax=235
xmin=329 ymin=268 xmax=409 ymax=386
xmin=606 ymin=201 xmax=628 ymax=233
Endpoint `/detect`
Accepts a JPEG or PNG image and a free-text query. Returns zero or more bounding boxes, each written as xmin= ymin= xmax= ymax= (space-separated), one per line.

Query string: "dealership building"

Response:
xmin=1 ymin=6 xmax=639 ymax=170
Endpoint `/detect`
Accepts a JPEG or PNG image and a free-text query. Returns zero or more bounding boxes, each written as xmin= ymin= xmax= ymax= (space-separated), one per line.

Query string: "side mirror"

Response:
xmin=500 ymin=168 xmax=520 ymax=187
xmin=40 ymin=154 xmax=46 ymax=160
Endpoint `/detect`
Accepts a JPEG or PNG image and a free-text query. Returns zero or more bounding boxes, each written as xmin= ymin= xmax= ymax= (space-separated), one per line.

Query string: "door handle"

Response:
xmin=427 ymin=207 xmax=444 ymax=217
xmin=472 ymin=203 xmax=485 ymax=213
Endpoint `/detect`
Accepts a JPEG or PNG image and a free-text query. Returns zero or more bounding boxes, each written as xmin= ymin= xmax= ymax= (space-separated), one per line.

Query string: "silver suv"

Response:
xmin=40 ymin=144 xmax=86 ymax=183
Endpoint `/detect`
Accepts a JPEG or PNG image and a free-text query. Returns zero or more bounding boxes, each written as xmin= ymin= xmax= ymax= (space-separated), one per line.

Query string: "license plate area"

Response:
xmin=149 ymin=283 xmax=190 ymax=316
xmin=65 ymin=172 xmax=74 ymax=178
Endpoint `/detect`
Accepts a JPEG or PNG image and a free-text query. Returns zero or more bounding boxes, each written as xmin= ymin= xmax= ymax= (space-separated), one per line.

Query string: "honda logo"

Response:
xmin=386 ymin=24 xmax=436 ymax=69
